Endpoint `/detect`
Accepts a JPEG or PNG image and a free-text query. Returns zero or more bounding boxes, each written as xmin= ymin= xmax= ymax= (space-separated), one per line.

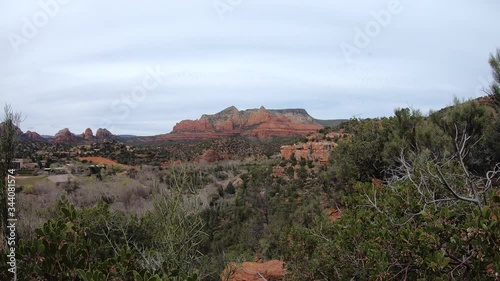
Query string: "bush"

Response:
xmin=225 ymin=182 xmax=236 ymax=195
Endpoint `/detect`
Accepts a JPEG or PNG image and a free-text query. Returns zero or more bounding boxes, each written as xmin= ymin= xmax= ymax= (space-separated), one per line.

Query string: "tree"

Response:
xmin=488 ymin=49 xmax=500 ymax=109
xmin=0 ymin=104 xmax=22 ymax=247
xmin=138 ymin=168 xmax=207 ymax=278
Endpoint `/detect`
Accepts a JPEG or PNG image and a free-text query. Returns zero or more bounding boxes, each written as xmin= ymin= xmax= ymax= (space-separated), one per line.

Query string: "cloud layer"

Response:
xmin=1 ymin=0 xmax=499 ymax=135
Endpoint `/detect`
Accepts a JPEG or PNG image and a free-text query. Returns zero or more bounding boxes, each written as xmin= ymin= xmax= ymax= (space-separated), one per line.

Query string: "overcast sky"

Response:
xmin=1 ymin=0 xmax=499 ymax=136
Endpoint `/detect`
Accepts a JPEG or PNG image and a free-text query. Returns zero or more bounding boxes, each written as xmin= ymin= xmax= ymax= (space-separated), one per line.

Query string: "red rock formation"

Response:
xmin=0 ymin=122 xmax=23 ymax=136
xmin=160 ymin=106 xmax=324 ymax=141
xmin=280 ymin=131 xmax=349 ymax=164
xmin=54 ymin=128 xmax=78 ymax=143
xmin=23 ymin=130 xmax=43 ymax=140
xmin=221 ymin=260 xmax=285 ymax=281
xmin=280 ymin=141 xmax=335 ymax=164
xmin=174 ymin=119 xmax=213 ymax=132
xmin=96 ymin=128 xmax=114 ymax=139
xmin=83 ymin=128 xmax=94 ymax=140
xmin=246 ymin=106 xmax=273 ymax=126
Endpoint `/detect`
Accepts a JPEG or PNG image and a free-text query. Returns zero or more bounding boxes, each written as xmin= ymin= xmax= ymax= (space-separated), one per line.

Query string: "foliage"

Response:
xmin=0 ymin=196 xmax=200 ymax=280
xmin=284 ymin=181 xmax=500 ymax=280
xmin=488 ymin=49 xmax=500 ymax=109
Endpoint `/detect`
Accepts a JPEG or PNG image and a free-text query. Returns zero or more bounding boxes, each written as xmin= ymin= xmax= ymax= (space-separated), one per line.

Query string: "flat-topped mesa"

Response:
xmin=164 ymin=106 xmax=324 ymax=140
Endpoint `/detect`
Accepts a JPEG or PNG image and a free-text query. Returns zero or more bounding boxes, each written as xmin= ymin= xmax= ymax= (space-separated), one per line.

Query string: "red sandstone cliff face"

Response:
xmin=280 ymin=131 xmax=348 ymax=164
xmin=160 ymin=106 xmax=323 ymax=141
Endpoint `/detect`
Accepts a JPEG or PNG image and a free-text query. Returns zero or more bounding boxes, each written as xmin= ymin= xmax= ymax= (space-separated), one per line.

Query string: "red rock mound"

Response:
xmin=23 ymin=130 xmax=44 ymax=141
xmin=54 ymin=128 xmax=78 ymax=143
xmin=83 ymin=128 xmax=94 ymax=140
xmin=221 ymin=260 xmax=285 ymax=281
xmin=96 ymin=128 xmax=114 ymax=139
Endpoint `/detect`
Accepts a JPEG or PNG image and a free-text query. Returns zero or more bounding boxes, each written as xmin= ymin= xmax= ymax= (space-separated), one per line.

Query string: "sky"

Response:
xmin=1 ymin=0 xmax=499 ymax=136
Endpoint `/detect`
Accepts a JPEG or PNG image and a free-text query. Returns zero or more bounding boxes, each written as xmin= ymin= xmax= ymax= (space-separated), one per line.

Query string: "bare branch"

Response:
xmin=435 ymin=166 xmax=481 ymax=207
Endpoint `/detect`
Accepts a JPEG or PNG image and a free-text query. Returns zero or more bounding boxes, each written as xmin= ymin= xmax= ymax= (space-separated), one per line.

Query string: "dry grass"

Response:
xmin=15 ymin=160 xmax=249 ymax=239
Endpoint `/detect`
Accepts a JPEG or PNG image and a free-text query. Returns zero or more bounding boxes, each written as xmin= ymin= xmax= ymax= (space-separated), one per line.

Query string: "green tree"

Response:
xmin=0 ymin=105 xmax=21 ymax=247
xmin=140 ymin=171 xmax=207 ymax=278
xmin=488 ymin=49 xmax=500 ymax=109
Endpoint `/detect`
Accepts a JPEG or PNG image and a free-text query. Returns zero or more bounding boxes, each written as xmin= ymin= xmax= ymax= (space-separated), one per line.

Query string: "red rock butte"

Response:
xmin=158 ymin=106 xmax=326 ymax=141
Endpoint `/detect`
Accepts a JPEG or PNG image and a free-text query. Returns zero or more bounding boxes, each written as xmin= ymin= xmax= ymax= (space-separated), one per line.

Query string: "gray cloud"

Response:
xmin=1 ymin=0 xmax=499 ymax=135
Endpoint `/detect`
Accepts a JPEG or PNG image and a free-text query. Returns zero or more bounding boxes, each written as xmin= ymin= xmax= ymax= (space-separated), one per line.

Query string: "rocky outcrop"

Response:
xmin=160 ymin=106 xmax=324 ymax=141
xmin=0 ymin=123 xmax=46 ymax=142
xmin=83 ymin=128 xmax=94 ymax=140
xmin=280 ymin=131 xmax=348 ymax=164
xmin=54 ymin=128 xmax=78 ymax=143
xmin=221 ymin=260 xmax=285 ymax=281
xmin=280 ymin=141 xmax=335 ymax=164
xmin=96 ymin=128 xmax=114 ymax=139
xmin=22 ymin=130 xmax=45 ymax=141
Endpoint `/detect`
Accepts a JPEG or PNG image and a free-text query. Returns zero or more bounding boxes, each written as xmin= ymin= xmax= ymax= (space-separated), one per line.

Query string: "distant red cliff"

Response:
xmin=158 ymin=106 xmax=325 ymax=141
